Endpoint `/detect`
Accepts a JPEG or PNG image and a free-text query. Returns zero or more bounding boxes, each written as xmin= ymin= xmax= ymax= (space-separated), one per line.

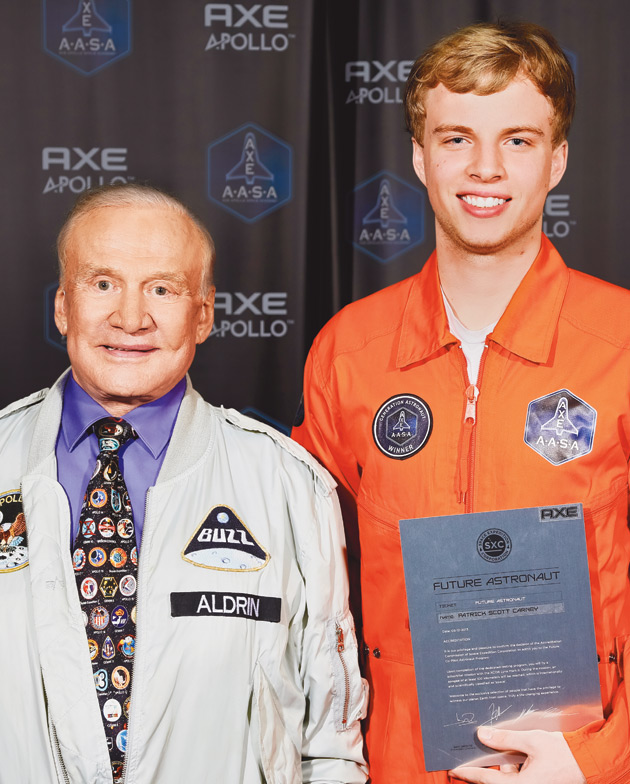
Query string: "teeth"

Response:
xmin=462 ymin=195 xmax=506 ymax=208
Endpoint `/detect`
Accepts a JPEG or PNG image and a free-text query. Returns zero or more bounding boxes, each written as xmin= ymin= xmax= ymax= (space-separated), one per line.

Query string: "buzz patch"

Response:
xmin=171 ymin=591 xmax=281 ymax=622
xmin=372 ymin=394 xmax=432 ymax=460
xmin=0 ymin=490 xmax=28 ymax=573
xmin=182 ymin=505 xmax=270 ymax=572
xmin=524 ymin=389 xmax=596 ymax=465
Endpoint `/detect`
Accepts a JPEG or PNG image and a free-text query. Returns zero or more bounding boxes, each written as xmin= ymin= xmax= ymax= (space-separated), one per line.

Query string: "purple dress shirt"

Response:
xmin=56 ymin=374 xmax=185 ymax=549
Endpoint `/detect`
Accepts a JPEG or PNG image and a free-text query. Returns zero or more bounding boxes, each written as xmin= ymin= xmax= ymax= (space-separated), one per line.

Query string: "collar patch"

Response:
xmin=182 ymin=505 xmax=270 ymax=572
xmin=0 ymin=490 xmax=27 ymax=573
xmin=524 ymin=389 xmax=596 ymax=465
xmin=372 ymin=394 xmax=432 ymax=460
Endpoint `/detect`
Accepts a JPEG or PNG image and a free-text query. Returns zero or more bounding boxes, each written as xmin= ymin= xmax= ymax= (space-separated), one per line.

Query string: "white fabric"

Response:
xmin=442 ymin=293 xmax=497 ymax=385
xmin=0 ymin=371 xmax=368 ymax=784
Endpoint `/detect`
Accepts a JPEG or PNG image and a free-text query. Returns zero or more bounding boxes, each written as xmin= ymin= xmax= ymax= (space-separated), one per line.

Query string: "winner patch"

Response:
xmin=524 ymin=389 xmax=596 ymax=465
xmin=0 ymin=490 xmax=28 ymax=573
xmin=372 ymin=394 xmax=432 ymax=459
xmin=182 ymin=505 xmax=270 ymax=572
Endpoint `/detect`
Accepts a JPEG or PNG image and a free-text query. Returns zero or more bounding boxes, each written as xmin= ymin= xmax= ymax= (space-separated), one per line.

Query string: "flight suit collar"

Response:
xmin=396 ymin=234 xmax=570 ymax=368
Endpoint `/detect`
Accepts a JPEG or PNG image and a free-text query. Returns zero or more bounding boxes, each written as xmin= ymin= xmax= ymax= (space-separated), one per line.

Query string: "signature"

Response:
xmin=444 ymin=712 xmax=476 ymax=727
xmin=479 ymin=702 xmax=512 ymax=727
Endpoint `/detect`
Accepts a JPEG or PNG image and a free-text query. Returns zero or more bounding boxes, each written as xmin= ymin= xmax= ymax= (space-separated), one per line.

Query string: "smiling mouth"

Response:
xmin=104 ymin=345 xmax=157 ymax=353
xmin=459 ymin=195 xmax=511 ymax=208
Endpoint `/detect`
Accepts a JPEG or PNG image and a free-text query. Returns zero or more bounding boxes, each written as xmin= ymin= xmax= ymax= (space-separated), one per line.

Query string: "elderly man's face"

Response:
xmin=54 ymin=205 xmax=215 ymax=416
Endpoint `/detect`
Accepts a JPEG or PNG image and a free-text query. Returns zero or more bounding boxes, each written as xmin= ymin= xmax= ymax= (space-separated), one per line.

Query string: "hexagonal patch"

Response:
xmin=43 ymin=0 xmax=132 ymax=76
xmin=207 ymin=123 xmax=292 ymax=223
xmin=351 ymin=171 xmax=426 ymax=262
xmin=524 ymin=389 xmax=596 ymax=465
xmin=372 ymin=394 xmax=432 ymax=460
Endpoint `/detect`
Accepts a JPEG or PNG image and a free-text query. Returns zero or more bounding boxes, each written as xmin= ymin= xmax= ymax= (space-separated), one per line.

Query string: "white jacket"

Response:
xmin=0 ymin=373 xmax=368 ymax=784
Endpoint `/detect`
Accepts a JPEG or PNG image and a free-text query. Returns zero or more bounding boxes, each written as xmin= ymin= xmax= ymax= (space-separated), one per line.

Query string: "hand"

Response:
xmin=450 ymin=727 xmax=586 ymax=784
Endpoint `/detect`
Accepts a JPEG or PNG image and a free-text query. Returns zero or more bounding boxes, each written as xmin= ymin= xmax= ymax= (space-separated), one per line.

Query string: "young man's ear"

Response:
xmin=549 ymin=140 xmax=569 ymax=191
xmin=411 ymin=138 xmax=427 ymax=187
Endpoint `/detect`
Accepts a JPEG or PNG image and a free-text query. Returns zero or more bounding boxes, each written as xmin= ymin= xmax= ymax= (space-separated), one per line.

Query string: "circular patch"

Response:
xmin=103 ymin=698 xmax=122 ymax=722
xmin=112 ymin=666 xmax=130 ymax=691
xmin=89 ymin=547 xmax=107 ymax=568
xmin=81 ymin=518 xmax=96 ymax=537
xmin=80 ymin=577 xmax=98 ymax=600
xmin=117 ymin=635 xmax=135 ymax=658
xmin=116 ymin=729 xmax=128 ymax=753
xmin=91 ymin=605 xmax=110 ymax=629
xmin=111 ymin=605 xmax=128 ymax=629
xmin=119 ymin=575 xmax=136 ymax=597
xmin=90 ymin=489 xmax=108 ymax=508
xmin=87 ymin=639 xmax=99 ymax=660
xmin=103 ymin=464 xmax=118 ymax=483
xmin=99 ymin=518 xmax=116 ymax=538
xmin=110 ymin=548 xmax=127 ymax=569
xmin=73 ymin=548 xmax=86 ymax=571
xmin=117 ymin=519 xmax=133 ymax=539
xmin=111 ymin=490 xmax=122 ymax=513
xmin=372 ymin=394 xmax=432 ymax=460
xmin=477 ymin=529 xmax=513 ymax=563
xmin=130 ymin=546 xmax=137 ymax=567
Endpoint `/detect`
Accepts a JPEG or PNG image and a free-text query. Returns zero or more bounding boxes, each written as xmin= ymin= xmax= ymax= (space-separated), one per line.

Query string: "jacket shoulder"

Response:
xmin=564 ymin=270 xmax=630 ymax=347
xmin=218 ymin=407 xmax=336 ymax=495
xmin=314 ymin=273 xmax=418 ymax=357
xmin=0 ymin=389 xmax=48 ymax=422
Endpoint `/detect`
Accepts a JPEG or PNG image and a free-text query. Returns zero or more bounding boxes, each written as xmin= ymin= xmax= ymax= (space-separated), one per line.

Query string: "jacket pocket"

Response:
xmin=251 ymin=662 xmax=301 ymax=784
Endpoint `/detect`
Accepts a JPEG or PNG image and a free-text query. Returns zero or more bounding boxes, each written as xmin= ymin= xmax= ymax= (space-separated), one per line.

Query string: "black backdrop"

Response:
xmin=2 ymin=0 xmax=628 ymax=431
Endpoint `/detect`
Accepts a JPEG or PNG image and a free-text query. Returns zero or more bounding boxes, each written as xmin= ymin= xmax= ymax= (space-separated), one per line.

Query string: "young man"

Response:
xmin=293 ymin=21 xmax=630 ymax=784
xmin=0 ymin=183 xmax=367 ymax=783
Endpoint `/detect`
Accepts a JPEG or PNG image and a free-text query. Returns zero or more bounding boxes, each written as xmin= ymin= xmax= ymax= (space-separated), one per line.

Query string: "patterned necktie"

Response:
xmin=72 ymin=418 xmax=138 ymax=783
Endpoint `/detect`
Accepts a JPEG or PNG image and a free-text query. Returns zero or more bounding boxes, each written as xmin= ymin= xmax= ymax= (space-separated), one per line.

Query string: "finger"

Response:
xmin=477 ymin=727 xmax=528 ymax=754
xmin=450 ymin=765 xmax=515 ymax=784
xmin=499 ymin=764 xmax=520 ymax=773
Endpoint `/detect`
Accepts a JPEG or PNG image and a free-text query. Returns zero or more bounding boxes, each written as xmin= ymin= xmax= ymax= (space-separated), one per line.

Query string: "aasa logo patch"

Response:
xmin=372 ymin=394 xmax=432 ymax=459
xmin=182 ymin=505 xmax=269 ymax=571
xmin=524 ymin=389 xmax=596 ymax=465
xmin=0 ymin=490 xmax=28 ymax=573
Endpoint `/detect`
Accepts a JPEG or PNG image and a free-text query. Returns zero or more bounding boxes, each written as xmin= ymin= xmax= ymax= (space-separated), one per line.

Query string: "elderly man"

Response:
xmin=294 ymin=20 xmax=630 ymax=784
xmin=1 ymin=183 xmax=367 ymax=784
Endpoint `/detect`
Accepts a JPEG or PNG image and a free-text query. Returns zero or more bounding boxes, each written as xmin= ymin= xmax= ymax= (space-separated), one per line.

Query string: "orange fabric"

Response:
xmin=293 ymin=236 xmax=630 ymax=784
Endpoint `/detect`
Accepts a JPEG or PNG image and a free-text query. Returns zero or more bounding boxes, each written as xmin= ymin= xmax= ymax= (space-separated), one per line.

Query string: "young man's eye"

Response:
xmin=509 ymin=138 xmax=528 ymax=146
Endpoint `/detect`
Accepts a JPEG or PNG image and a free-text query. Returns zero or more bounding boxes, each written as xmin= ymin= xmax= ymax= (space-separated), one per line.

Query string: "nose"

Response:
xmin=109 ymin=288 xmax=152 ymax=333
xmin=467 ymin=141 xmax=505 ymax=182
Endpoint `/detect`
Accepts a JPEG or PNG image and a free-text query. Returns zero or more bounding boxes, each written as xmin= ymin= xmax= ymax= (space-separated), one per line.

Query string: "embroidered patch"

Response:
xmin=524 ymin=389 xmax=596 ymax=465
xmin=372 ymin=394 xmax=432 ymax=460
xmin=171 ymin=591 xmax=281 ymax=622
xmin=0 ymin=490 xmax=28 ymax=573
xmin=182 ymin=505 xmax=270 ymax=572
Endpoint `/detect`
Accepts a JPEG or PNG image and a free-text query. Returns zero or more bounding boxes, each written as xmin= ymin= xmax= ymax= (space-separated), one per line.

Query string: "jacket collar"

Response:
xmin=396 ymin=235 xmax=569 ymax=368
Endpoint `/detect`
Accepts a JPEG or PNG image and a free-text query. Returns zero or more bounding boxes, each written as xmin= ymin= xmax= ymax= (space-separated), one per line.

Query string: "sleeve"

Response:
xmin=564 ymin=636 xmax=630 ymax=783
xmin=282 ymin=455 xmax=369 ymax=784
xmin=292 ymin=338 xmax=364 ymax=624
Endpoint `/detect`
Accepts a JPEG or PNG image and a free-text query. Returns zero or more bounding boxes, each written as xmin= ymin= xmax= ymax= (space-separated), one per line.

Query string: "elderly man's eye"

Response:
xmin=154 ymin=286 xmax=169 ymax=296
xmin=97 ymin=280 xmax=111 ymax=291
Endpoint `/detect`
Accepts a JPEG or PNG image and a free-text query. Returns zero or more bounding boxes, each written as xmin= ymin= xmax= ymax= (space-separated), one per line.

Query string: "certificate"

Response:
xmin=399 ymin=504 xmax=602 ymax=771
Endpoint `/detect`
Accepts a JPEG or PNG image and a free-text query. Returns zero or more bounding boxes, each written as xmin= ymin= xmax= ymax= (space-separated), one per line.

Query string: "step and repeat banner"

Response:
xmin=2 ymin=0 xmax=628 ymax=430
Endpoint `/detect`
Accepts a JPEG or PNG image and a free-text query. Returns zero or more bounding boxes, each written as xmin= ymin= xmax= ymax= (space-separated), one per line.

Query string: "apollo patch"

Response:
xmin=372 ymin=394 xmax=432 ymax=459
xmin=182 ymin=505 xmax=270 ymax=572
xmin=0 ymin=490 xmax=28 ymax=573
xmin=524 ymin=389 xmax=596 ymax=465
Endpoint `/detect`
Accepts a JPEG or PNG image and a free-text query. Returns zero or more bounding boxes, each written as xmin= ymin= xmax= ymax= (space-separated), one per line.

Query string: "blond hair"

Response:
xmin=57 ymin=183 xmax=216 ymax=295
xmin=404 ymin=21 xmax=575 ymax=147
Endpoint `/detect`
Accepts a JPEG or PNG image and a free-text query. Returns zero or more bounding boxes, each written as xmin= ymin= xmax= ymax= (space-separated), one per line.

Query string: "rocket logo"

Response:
xmin=373 ymin=394 xmax=432 ymax=460
xmin=208 ymin=123 xmax=292 ymax=222
xmin=351 ymin=171 xmax=425 ymax=262
xmin=524 ymin=389 xmax=596 ymax=465
xmin=43 ymin=0 xmax=131 ymax=76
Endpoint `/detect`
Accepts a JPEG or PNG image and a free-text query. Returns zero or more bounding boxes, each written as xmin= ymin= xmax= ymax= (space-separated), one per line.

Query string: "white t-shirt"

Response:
xmin=442 ymin=293 xmax=497 ymax=386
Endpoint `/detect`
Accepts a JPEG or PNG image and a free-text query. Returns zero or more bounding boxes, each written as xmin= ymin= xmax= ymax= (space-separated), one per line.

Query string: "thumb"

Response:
xmin=477 ymin=727 xmax=524 ymax=753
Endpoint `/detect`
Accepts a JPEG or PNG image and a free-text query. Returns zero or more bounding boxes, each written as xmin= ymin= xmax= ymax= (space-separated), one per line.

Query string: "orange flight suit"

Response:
xmin=293 ymin=235 xmax=630 ymax=783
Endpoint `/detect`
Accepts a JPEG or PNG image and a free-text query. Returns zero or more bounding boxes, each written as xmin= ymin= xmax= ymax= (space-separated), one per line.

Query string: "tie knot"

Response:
xmin=94 ymin=418 xmax=137 ymax=454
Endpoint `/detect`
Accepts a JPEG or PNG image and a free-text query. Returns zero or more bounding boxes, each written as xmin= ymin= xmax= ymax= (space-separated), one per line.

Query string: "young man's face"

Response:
xmin=412 ymin=76 xmax=568 ymax=257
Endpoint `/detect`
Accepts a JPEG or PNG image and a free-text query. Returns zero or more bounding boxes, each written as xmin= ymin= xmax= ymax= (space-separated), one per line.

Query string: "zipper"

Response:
xmin=121 ymin=487 xmax=152 ymax=783
xmin=335 ymin=623 xmax=350 ymax=729
xmin=456 ymin=346 xmax=489 ymax=512
xmin=51 ymin=722 xmax=71 ymax=784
